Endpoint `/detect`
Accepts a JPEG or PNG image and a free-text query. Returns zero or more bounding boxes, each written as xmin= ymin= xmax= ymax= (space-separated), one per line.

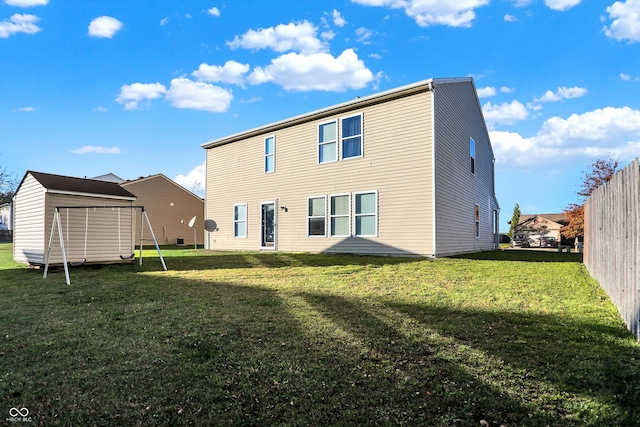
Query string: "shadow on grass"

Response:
xmin=452 ymin=249 xmax=583 ymax=263
xmin=129 ymin=251 xmax=423 ymax=272
xmin=301 ymin=293 xmax=640 ymax=425
xmin=2 ymin=269 xmax=639 ymax=426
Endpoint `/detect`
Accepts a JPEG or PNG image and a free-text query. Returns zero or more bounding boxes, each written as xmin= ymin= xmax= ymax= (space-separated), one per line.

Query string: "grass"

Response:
xmin=1 ymin=243 xmax=639 ymax=426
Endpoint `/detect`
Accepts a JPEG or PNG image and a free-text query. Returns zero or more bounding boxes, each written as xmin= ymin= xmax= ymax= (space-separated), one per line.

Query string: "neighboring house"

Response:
xmin=0 ymin=202 xmax=13 ymax=242
xmin=202 ymin=77 xmax=500 ymax=257
xmin=515 ymin=213 xmax=568 ymax=244
xmin=120 ymin=174 xmax=204 ymax=246
xmin=0 ymin=202 xmax=12 ymax=231
xmin=92 ymin=173 xmax=125 ymax=184
xmin=13 ymin=171 xmax=137 ymax=266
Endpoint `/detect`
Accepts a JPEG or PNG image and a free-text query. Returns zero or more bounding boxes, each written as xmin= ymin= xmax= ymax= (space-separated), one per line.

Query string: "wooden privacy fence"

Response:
xmin=584 ymin=158 xmax=640 ymax=339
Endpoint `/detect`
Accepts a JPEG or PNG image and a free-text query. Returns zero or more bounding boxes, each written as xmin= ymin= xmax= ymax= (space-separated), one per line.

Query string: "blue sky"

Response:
xmin=1 ymin=0 xmax=639 ymax=232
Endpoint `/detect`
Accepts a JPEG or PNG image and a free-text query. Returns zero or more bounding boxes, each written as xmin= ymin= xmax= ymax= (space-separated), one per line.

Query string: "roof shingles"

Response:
xmin=28 ymin=171 xmax=135 ymax=198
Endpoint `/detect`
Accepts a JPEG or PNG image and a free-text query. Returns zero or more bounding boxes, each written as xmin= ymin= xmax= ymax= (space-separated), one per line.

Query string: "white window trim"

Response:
xmin=265 ymin=135 xmax=276 ymax=174
xmin=340 ymin=112 xmax=363 ymax=161
xmin=329 ymin=193 xmax=351 ymax=237
xmin=307 ymin=195 xmax=327 ymax=237
xmin=234 ymin=203 xmax=248 ymax=238
xmin=353 ymin=190 xmax=378 ymax=237
xmin=318 ymin=119 xmax=338 ymax=165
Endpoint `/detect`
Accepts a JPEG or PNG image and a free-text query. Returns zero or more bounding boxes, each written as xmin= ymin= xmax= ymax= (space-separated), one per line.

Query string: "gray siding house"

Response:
xmin=202 ymin=77 xmax=499 ymax=257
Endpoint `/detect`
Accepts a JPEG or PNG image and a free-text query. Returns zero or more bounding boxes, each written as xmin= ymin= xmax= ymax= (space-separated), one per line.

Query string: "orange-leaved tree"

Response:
xmin=561 ymin=155 xmax=618 ymax=240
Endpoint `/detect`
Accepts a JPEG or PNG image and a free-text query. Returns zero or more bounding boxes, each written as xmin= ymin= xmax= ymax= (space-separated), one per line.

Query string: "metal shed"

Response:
xmin=13 ymin=171 xmax=137 ymax=266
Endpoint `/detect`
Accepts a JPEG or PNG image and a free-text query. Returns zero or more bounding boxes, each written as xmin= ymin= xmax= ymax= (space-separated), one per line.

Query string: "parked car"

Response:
xmin=511 ymin=234 xmax=531 ymax=248
xmin=539 ymin=236 xmax=558 ymax=248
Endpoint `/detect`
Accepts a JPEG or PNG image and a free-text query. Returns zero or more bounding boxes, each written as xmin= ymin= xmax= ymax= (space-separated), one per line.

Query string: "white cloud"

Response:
xmin=491 ymin=106 xmax=640 ymax=165
xmin=333 ymin=9 xmax=347 ymax=27
xmin=88 ymin=16 xmax=123 ymax=38
xmin=321 ymin=30 xmax=336 ymax=40
xmin=208 ymin=7 xmax=220 ymax=16
xmin=604 ymin=0 xmax=640 ymax=43
xmin=544 ymin=0 xmax=581 ymax=11
xmin=477 ymin=86 xmax=497 ymax=98
xmin=352 ymin=0 xmax=490 ymax=28
xmin=355 ymin=27 xmax=373 ymax=43
xmin=18 ymin=106 xmax=35 ymax=112
xmin=174 ymin=162 xmax=205 ymax=197
xmin=227 ymin=21 xmax=326 ymax=54
xmin=482 ymin=100 xmax=529 ymax=125
xmin=5 ymin=0 xmax=48 ymax=6
xmin=160 ymin=17 xmax=169 ymax=26
xmin=247 ymin=48 xmax=374 ymax=92
xmin=115 ymin=79 xmax=232 ymax=113
xmin=115 ymin=82 xmax=166 ymax=110
xmin=72 ymin=146 xmax=120 ymax=154
xmin=165 ymin=78 xmax=233 ymax=112
xmin=504 ymin=14 xmax=517 ymax=22
xmin=0 ymin=13 xmax=40 ymax=38
xmin=192 ymin=60 xmax=250 ymax=85
xmin=94 ymin=106 xmax=107 ymax=112
xmin=509 ymin=0 xmax=533 ymax=6
xmin=620 ymin=73 xmax=631 ymax=80
xmin=238 ymin=96 xmax=262 ymax=104
xmin=500 ymin=86 xmax=514 ymax=93
xmin=534 ymin=86 xmax=588 ymax=102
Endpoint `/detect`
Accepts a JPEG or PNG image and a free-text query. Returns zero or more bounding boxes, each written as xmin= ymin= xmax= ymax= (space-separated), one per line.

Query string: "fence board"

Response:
xmin=584 ymin=158 xmax=640 ymax=338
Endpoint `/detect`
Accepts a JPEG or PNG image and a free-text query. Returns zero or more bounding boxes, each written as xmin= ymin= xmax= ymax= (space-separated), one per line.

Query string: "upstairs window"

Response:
xmin=265 ymin=136 xmax=275 ymax=173
xmin=318 ymin=121 xmax=337 ymax=163
xmin=470 ymin=137 xmax=476 ymax=175
xmin=341 ymin=114 xmax=363 ymax=159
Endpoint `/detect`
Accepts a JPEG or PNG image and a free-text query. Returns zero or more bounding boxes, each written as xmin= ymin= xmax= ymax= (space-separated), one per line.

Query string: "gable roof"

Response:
xmin=19 ymin=171 xmax=136 ymax=199
xmin=518 ymin=213 xmax=568 ymax=226
xmin=201 ymin=77 xmax=473 ymax=150
xmin=120 ymin=173 xmax=204 ymax=202
xmin=91 ymin=172 xmax=125 ymax=183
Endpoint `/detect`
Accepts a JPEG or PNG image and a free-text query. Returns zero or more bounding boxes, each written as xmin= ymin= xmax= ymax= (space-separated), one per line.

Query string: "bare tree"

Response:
xmin=0 ymin=165 xmax=18 ymax=205
xmin=562 ymin=155 xmax=619 ymax=240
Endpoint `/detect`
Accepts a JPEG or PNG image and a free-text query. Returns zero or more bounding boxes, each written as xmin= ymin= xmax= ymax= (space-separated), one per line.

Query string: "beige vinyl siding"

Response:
xmin=206 ymin=90 xmax=435 ymax=256
xmin=433 ymin=81 xmax=498 ymax=256
xmin=43 ymin=194 xmax=135 ymax=265
xmin=121 ymin=175 xmax=204 ymax=245
xmin=13 ymin=174 xmax=45 ymax=264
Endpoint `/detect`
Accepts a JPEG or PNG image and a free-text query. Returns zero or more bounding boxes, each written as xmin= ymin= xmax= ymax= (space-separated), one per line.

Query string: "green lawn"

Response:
xmin=1 ymin=243 xmax=639 ymax=426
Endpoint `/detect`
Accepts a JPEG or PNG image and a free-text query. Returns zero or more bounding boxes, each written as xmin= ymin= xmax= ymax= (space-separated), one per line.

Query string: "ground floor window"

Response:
xmin=354 ymin=191 xmax=377 ymax=237
xmin=475 ymin=204 xmax=480 ymax=238
xmin=305 ymin=190 xmax=378 ymax=238
xmin=234 ymin=203 xmax=247 ymax=238
xmin=330 ymin=194 xmax=351 ymax=237
xmin=308 ymin=196 xmax=326 ymax=236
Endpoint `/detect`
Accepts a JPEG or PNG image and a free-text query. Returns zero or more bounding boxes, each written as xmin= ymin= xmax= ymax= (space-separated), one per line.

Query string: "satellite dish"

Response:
xmin=188 ymin=216 xmax=197 ymax=228
xmin=204 ymin=219 xmax=218 ymax=232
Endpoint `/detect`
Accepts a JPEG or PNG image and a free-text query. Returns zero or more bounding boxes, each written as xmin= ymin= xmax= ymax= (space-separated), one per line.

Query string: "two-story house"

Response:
xmin=202 ymin=77 xmax=499 ymax=257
